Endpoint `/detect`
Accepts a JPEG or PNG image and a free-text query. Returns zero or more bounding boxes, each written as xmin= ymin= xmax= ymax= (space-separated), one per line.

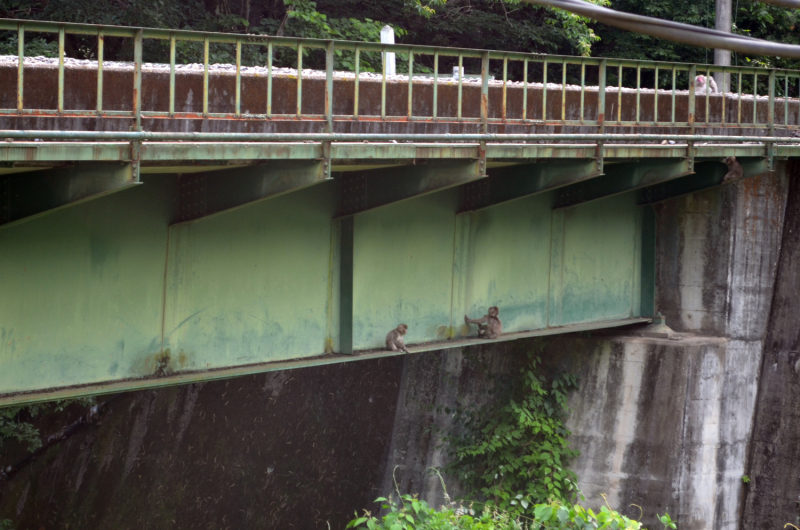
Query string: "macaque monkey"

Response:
xmin=722 ymin=156 xmax=744 ymax=184
xmin=385 ymin=324 xmax=410 ymax=353
xmin=694 ymin=75 xmax=719 ymax=95
xmin=464 ymin=306 xmax=503 ymax=339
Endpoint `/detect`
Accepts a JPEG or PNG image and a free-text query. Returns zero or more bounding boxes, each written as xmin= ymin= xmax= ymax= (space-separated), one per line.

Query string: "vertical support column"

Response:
xmin=16 ymin=25 xmax=23 ymax=114
xmin=380 ymin=25 xmax=395 ymax=76
xmin=688 ymin=64 xmax=697 ymax=135
xmin=639 ymin=205 xmax=656 ymax=317
xmin=597 ymin=59 xmax=606 ymax=175
xmin=133 ymin=29 xmax=143 ymax=131
xmin=97 ymin=31 xmax=104 ymax=114
xmin=325 ymin=40 xmax=334 ymax=133
xmin=481 ymin=51 xmax=490 ymax=133
xmin=132 ymin=29 xmax=143 ymax=183
xmin=714 ymin=0 xmax=732 ymax=92
xmin=768 ymin=70 xmax=776 ymax=169
xmin=339 ymin=216 xmax=355 ymax=354
xmin=57 ymin=26 xmax=65 ymax=114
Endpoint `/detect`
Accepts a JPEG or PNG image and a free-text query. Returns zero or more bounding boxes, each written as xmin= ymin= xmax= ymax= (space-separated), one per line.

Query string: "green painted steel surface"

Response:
xmin=352 ymin=191 xmax=459 ymax=349
xmin=0 ymin=155 xmax=712 ymax=402
xmin=549 ymin=193 xmax=640 ymax=326
xmin=0 ymin=176 xmax=173 ymax=393
xmin=163 ymin=183 xmax=338 ymax=370
xmin=461 ymin=193 xmax=554 ymax=333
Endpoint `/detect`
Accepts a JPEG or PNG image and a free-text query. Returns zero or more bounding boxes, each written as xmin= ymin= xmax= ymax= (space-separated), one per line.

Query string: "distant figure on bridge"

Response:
xmin=465 ymin=307 xmax=503 ymax=339
xmin=694 ymin=75 xmax=719 ymax=95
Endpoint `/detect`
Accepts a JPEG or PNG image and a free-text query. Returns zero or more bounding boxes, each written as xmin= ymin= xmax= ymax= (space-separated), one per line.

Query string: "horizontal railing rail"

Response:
xmin=1 ymin=17 xmax=799 ymax=135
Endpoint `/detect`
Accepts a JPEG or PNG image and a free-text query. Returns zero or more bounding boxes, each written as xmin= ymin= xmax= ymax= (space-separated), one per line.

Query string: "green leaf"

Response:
xmin=534 ymin=505 xmax=554 ymax=521
xmin=346 ymin=517 xmax=368 ymax=528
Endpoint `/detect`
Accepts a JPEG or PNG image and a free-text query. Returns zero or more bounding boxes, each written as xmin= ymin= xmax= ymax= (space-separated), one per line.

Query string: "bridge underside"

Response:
xmin=0 ymin=141 xmax=777 ymax=405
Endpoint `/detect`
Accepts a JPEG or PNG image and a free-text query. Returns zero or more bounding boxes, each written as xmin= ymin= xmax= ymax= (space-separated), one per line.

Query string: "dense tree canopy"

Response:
xmin=1 ymin=0 xmax=799 ymax=71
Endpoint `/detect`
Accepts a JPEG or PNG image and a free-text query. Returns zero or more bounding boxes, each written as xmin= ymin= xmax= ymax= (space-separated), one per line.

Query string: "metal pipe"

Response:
xmin=297 ymin=43 xmax=303 ymax=118
xmin=267 ymin=41 xmax=273 ymax=118
xmin=481 ymin=52 xmax=490 ymax=132
xmin=97 ymin=31 xmax=104 ymax=114
xmin=235 ymin=39 xmax=242 ymax=117
xmin=169 ymin=34 xmax=175 ymax=116
xmin=457 ymin=53 xmax=464 ymax=121
xmin=1 ymin=129 xmax=795 ymax=143
xmin=326 ymin=40 xmax=334 ymax=131
xmin=57 ymin=26 xmax=65 ymax=113
xmin=433 ymin=51 xmax=438 ymax=120
xmin=354 ymin=46 xmax=360 ymax=119
xmin=133 ymin=29 xmax=143 ymax=131
xmin=17 ymin=25 xmax=24 ymax=113
xmin=522 ymin=58 xmax=529 ymax=121
xmin=202 ymin=36 xmax=209 ymax=117
xmin=407 ymin=49 xmax=414 ymax=120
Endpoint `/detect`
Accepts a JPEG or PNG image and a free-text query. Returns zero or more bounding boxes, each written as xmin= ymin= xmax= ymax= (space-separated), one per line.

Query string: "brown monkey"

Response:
xmin=385 ymin=324 xmax=410 ymax=353
xmin=464 ymin=307 xmax=503 ymax=339
xmin=722 ymin=156 xmax=743 ymax=184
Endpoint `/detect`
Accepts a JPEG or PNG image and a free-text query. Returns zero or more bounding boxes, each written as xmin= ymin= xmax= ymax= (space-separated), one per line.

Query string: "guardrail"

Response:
xmin=1 ymin=17 xmax=799 ymax=135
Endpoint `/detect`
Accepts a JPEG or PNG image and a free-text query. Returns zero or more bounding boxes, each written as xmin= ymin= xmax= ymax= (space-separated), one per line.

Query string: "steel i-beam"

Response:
xmin=0 ymin=162 xmax=138 ymax=229
xmin=459 ymin=159 xmax=603 ymax=212
xmin=173 ymin=160 xmax=328 ymax=224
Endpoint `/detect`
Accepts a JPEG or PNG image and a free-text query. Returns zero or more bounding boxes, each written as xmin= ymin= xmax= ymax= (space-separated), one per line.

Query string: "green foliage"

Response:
xmin=0 ymin=398 xmax=95 ymax=452
xmin=741 ymin=475 xmax=750 ymax=484
xmin=501 ymin=0 xmax=610 ymax=57
xmin=0 ymin=519 xmax=14 ymax=530
xmin=447 ymin=351 xmax=580 ymax=519
xmin=593 ymin=0 xmax=800 ymax=71
xmin=258 ymin=0 xmax=408 ymax=72
xmin=346 ymin=493 xmax=655 ymax=530
xmin=657 ymin=513 xmax=677 ymax=530
xmin=0 ymin=34 xmax=58 ymax=57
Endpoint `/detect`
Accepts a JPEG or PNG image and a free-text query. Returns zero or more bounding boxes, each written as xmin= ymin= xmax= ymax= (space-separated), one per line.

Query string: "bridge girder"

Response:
xmin=0 ymin=138 xmax=781 ymax=406
xmin=173 ymin=160 xmax=328 ymax=224
xmin=0 ymin=162 xmax=139 ymax=229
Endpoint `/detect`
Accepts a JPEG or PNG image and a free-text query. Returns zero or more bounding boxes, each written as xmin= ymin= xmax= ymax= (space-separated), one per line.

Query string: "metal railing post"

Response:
xmin=481 ymin=51 xmax=490 ymax=133
xmin=17 ymin=24 xmax=24 ymax=114
xmin=688 ymin=64 xmax=697 ymax=135
xmin=325 ymin=40 xmax=334 ymax=132
xmin=133 ymin=29 xmax=143 ymax=131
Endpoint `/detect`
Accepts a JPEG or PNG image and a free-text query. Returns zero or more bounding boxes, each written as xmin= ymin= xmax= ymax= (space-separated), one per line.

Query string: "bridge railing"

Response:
xmin=1 ymin=17 xmax=799 ymax=134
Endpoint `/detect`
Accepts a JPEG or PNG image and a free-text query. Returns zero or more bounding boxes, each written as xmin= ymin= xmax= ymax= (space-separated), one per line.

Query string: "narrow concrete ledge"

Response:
xmin=0 ymin=317 xmax=650 ymax=407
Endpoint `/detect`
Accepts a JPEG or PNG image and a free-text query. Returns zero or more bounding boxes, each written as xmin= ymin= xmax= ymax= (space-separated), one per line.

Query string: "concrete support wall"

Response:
xmin=654 ymin=167 xmax=789 ymax=529
xmin=742 ymin=164 xmax=800 ymax=530
xmin=381 ymin=166 xmax=791 ymax=530
xmin=0 ymin=359 xmax=405 ymax=529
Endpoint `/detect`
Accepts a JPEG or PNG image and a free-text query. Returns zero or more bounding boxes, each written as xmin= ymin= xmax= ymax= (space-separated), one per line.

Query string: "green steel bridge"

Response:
xmin=0 ymin=18 xmax=798 ymax=406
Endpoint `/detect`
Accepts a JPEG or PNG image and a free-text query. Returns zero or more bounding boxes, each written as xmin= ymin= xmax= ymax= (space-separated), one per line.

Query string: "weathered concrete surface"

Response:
xmin=742 ymin=162 xmax=800 ymax=530
xmin=563 ymin=335 xmax=730 ymax=530
xmin=380 ymin=168 xmax=791 ymax=530
xmin=0 ymin=358 xmax=404 ymax=529
xmin=653 ymin=167 xmax=789 ymax=530
xmin=380 ymin=342 xmax=526 ymax=509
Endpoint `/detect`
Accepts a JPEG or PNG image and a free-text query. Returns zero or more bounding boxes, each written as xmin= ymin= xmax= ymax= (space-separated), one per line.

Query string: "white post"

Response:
xmin=381 ymin=25 xmax=396 ymax=76
xmin=714 ymin=0 xmax=732 ymax=92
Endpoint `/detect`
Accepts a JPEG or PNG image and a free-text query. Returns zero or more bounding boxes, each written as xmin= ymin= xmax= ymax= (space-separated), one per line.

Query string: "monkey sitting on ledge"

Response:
xmin=465 ymin=306 xmax=503 ymax=339
xmin=722 ymin=156 xmax=744 ymax=184
xmin=385 ymin=324 xmax=410 ymax=353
